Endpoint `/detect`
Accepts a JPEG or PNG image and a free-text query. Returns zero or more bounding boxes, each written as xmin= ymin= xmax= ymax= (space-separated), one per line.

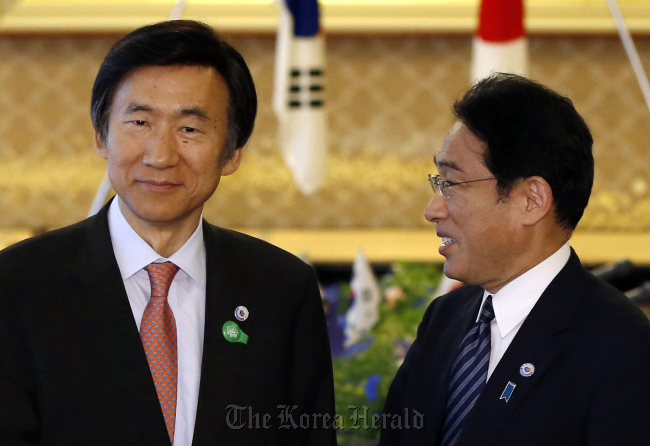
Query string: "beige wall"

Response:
xmin=1 ymin=33 xmax=649 ymax=233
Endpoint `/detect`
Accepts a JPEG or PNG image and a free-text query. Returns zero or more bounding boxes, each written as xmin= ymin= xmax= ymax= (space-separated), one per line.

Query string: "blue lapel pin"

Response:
xmin=500 ymin=381 xmax=517 ymax=403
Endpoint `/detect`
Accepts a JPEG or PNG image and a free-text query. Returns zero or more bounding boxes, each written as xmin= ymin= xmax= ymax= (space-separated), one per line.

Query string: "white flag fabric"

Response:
xmin=344 ymin=249 xmax=381 ymax=347
xmin=274 ymin=0 xmax=327 ymax=195
xmin=471 ymin=0 xmax=528 ymax=83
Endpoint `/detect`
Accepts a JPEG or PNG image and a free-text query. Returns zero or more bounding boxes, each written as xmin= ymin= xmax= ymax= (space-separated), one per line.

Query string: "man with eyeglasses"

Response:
xmin=380 ymin=73 xmax=650 ymax=446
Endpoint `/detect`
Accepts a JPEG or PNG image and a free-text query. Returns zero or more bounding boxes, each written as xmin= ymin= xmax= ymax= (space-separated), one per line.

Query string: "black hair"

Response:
xmin=91 ymin=19 xmax=257 ymax=161
xmin=453 ymin=73 xmax=594 ymax=230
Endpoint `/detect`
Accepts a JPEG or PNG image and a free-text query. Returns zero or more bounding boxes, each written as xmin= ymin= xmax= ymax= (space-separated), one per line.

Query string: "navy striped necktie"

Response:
xmin=441 ymin=295 xmax=495 ymax=446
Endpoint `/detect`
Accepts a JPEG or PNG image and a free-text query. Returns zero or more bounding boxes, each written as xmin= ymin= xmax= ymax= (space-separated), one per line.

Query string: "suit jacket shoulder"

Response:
xmin=0 ymin=210 xmax=117 ymax=312
xmin=203 ymin=223 xmax=316 ymax=278
xmin=0 ymin=214 xmax=100 ymax=271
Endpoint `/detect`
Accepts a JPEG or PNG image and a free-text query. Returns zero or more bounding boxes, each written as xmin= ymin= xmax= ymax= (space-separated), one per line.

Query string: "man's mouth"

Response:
xmin=440 ymin=237 xmax=456 ymax=247
xmin=139 ymin=180 xmax=180 ymax=191
xmin=144 ymin=180 xmax=178 ymax=186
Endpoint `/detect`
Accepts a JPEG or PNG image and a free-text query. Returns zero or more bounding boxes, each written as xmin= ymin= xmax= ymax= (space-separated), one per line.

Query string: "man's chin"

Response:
xmin=443 ymin=261 xmax=467 ymax=284
xmin=119 ymin=201 xmax=196 ymax=229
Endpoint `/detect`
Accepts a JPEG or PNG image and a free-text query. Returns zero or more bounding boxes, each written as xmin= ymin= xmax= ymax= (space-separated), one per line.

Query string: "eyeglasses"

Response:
xmin=428 ymin=174 xmax=497 ymax=199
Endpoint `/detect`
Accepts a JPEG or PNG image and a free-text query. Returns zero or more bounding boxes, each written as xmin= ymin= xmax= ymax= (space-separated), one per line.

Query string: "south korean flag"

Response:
xmin=274 ymin=0 xmax=327 ymax=195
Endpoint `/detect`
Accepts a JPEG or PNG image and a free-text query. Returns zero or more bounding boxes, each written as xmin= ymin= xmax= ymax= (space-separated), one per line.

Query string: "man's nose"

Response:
xmin=143 ymin=127 xmax=180 ymax=169
xmin=424 ymin=193 xmax=449 ymax=223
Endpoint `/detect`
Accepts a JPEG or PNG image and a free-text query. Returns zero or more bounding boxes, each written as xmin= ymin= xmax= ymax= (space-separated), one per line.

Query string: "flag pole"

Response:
xmin=87 ymin=171 xmax=112 ymax=217
xmin=87 ymin=0 xmax=188 ymax=217
xmin=273 ymin=0 xmax=291 ymax=121
xmin=605 ymin=0 xmax=650 ymax=114
xmin=169 ymin=0 xmax=187 ymax=21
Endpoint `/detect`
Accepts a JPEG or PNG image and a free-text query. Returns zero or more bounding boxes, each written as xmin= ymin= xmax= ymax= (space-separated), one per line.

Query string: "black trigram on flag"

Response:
xmin=288 ymin=68 xmax=325 ymax=109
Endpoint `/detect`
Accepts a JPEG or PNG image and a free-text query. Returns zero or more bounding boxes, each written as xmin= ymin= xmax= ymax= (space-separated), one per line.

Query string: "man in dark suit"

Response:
xmin=380 ymin=73 xmax=650 ymax=446
xmin=0 ymin=20 xmax=336 ymax=446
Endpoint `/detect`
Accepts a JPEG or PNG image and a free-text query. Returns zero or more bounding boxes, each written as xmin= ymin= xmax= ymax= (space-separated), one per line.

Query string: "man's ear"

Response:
xmin=95 ymin=130 xmax=108 ymax=160
xmin=519 ymin=176 xmax=553 ymax=226
xmin=221 ymin=148 xmax=243 ymax=176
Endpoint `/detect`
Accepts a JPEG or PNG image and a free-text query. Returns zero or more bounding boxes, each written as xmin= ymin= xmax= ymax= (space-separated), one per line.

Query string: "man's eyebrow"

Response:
xmin=123 ymin=103 xmax=209 ymax=120
xmin=178 ymin=107 xmax=209 ymax=120
xmin=434 ymin=156 xmax=463 ymax=172
xmin=125 ymin=102 xmax=153 ymax=114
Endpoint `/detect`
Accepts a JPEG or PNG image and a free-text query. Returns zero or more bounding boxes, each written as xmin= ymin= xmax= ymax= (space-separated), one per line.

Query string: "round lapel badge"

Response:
xmin=520 ymin=363 xmax=535 ymax=377
xmin=235 ymin=306 xmax=249 ymax=321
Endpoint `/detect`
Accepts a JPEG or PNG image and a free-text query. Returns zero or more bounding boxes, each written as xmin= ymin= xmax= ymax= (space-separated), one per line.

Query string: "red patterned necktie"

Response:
xmin=141 ymin=262 xmax=180 ymax=444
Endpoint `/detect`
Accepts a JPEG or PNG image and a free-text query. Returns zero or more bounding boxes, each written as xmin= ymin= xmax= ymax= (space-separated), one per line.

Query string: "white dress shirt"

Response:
xmin=107 ymin=198 xmax=206 ymax=446
xmin=476 ymin=243 xmax=571 ymax=380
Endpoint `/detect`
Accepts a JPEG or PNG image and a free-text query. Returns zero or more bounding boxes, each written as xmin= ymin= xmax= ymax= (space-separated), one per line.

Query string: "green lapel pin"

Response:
xmin=222 ymin=321 xmax=248 ymax=345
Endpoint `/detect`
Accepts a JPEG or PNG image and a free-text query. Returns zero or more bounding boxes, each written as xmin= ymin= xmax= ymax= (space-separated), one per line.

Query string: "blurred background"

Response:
xmin=1 ymin=1 xmax=650 ymax=259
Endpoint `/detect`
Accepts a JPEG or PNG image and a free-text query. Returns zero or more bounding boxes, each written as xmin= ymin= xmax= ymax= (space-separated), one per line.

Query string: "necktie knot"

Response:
xmin=144 ymin=262 xmax=180 ymax=299
xmin=478 ymin=295 xmax=495 ymax=325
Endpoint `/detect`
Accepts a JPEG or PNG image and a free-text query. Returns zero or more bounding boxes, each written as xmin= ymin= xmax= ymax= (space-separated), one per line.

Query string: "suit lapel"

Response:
xmin=69 ymin=203 xmax=170 ymax=443
xmin=192 ymin=224 xmax=249 ymax=446
xmin=457 ymin=251 xmax=588 ymax=446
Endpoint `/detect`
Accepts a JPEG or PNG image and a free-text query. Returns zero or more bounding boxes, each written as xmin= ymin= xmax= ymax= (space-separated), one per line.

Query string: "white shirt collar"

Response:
xmin=107 ymin=197 xmax=206 ymax=289
xmin=483 ymin=242 xmax=571 ymax=338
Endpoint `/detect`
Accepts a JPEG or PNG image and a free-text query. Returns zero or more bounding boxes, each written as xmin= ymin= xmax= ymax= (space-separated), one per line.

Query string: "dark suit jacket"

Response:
xmin=380 ymin=250 xmax=650 ymax=446
xmin=0 ymin=204 xmax=337 ymax=446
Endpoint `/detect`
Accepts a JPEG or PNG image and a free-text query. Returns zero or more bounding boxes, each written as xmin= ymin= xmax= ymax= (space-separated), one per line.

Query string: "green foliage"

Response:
xmin=332 ymin=262 xmax=443 ymax=444
xmin=337 ymin=281 xmax=352 ymax=315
